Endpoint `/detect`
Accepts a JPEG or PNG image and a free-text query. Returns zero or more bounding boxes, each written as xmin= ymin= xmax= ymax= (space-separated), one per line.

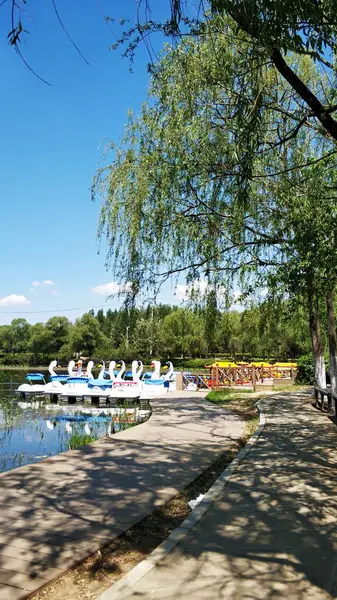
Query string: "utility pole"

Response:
xmin=126 ymin=326 xmax=130 ymax=349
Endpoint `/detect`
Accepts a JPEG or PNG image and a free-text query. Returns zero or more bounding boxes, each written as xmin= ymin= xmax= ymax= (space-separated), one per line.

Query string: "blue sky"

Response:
xmin=0 ymin=0 xmax=191 ymax=324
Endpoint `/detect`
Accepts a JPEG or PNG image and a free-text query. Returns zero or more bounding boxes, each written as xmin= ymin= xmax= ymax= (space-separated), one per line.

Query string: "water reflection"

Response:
xmin=0 ymin=369 xmax=151 ymax=474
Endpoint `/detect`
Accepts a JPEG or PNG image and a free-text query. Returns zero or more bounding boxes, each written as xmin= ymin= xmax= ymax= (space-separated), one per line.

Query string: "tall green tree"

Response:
xmin=43 ymin=316 xmax=71 ymax=357
xmin=162 ymin=309 xmax=206 ymax=358
xmin=94 ymin=22 xmax=337 ymax=386
xmin=69 ymin=313 xmax=107 ymax=357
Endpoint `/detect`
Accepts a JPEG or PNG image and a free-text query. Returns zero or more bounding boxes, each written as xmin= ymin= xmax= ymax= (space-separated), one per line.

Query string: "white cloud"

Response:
xmin=31 ymin=280 xmax=54 ymax=287
xmin=233 ymin=290 xmax=243 ymax=302
xmin=91 ymin=281 xmax=132 ymax=295
xmin=175 ymin=280 xmax=209 ymax=300
xmin=175 ymin=282 xmax=245 ymax=309
xmin=175 ymin=284 xmax=188 ymax=300
xmin=0 ymin=294 xmax=31 ymax=307
xmin=51 ymin=290 xmax=60 ymax=295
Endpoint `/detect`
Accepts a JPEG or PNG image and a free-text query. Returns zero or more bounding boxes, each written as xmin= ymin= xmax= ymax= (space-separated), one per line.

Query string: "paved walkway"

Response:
xmin=0 ymin=392 xmax=244 ymax=600
xmin=107 ymin=391 xmax=337 ymax=600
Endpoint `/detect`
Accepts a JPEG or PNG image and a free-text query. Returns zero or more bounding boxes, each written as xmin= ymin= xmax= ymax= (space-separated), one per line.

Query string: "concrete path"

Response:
xmin=108 ymin=391 xmax=337 ymax=600
xmin=0 ymin=392 xmax=244 ymax=600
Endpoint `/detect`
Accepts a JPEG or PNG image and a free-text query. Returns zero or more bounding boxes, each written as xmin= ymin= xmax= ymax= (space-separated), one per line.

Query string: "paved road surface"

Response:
xmin=0 ymin=391 xmax=244 ymax=600
xmin=110 ymin=391 xmax=337 ymax=600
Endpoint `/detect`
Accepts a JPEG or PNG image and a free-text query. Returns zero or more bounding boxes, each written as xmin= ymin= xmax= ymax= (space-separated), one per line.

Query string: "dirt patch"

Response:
xmin=30 ymin=400 xmax=258 ymax=600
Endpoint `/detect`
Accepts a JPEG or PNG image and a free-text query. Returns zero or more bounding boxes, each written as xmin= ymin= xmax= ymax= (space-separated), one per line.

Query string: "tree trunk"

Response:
xmin=327 ymin=289 xmax=337 ymax=393
xmin=308 ymin=292 xmax=326 ymax=388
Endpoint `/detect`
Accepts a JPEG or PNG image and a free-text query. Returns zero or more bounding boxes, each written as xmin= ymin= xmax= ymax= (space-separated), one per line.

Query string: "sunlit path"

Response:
xmin=0 ymin=392 xmax=244 ymax=600
xmin=110 ymin=391 xmax=337 ymax=600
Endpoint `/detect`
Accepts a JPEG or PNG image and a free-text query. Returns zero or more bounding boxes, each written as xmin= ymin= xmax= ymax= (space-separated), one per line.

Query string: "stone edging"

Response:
xmin=98 ymin=400 xmax=266 ymax=600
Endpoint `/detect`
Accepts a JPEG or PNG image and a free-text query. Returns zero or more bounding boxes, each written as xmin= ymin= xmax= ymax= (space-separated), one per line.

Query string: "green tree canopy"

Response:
xmin=69 ymin=313 xmax=107 ymax=357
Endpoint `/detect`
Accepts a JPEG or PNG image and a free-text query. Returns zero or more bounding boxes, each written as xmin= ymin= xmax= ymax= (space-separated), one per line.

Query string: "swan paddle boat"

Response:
xmin=162 ymin=361 xmax=176 ymax=390
xmin=109 ymin=360 xmax=143 ymax=400
xmin=16 ymin=372 xmax=47 ymax=396
xmin=43 ymin=360 xmax=70 ymax=394
xmin=58 ymin=360 xmax=94 ymax=399
xmin=140 ymin=360 xmax=169 ymax=398
xmin=84 ymin=361 xmax=116 ymax=399
xmin=17 ymin=359 xmax=65 ymax=396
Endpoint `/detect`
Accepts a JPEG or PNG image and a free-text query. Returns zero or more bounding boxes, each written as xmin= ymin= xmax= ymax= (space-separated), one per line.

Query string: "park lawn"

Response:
xmin=206 ymin=388 xmax=264 ymax=428
xmin=207 ymin=388 xmax=254 ymax=402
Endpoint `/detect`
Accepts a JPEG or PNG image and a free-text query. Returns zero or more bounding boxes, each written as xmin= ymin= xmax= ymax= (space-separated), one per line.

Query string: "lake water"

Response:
xmin=0 ymin=369 xmax=151 ymax=474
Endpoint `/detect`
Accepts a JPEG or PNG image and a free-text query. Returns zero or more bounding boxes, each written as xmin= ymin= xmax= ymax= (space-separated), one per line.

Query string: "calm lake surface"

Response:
xmin=0 ymin=369 xmax=150 ymax=474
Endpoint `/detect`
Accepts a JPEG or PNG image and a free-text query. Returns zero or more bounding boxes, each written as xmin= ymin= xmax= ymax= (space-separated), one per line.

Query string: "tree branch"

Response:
xmin=271 ymin=49 xmax=337 ymax=142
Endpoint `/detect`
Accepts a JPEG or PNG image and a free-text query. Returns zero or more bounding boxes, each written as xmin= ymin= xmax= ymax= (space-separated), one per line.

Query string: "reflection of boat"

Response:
xmin=45 ymin=410 xmax=112 ymax=432
xmin=84 ymin=423 xmax=91 ymax=435
xmin=52 ymin=413 xmax=111 ymax=423
xmin=18 ymin=400 xmax=41 ymax=409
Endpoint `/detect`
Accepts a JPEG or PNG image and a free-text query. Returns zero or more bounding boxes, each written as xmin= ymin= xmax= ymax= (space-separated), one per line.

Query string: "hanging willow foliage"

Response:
xmin=92 ymin=15 xmax=337 ymax=305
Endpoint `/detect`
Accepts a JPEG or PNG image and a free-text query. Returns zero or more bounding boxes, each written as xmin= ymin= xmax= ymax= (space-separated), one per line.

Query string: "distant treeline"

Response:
xmin=0 ymin=302 xmax=312 ymax=366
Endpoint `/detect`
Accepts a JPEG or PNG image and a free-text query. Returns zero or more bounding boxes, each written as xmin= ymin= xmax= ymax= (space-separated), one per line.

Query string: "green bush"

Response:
xmin=0 ymin=352 xmax=33 ymax=366
xmin=296 ymin=353 xmax=329 ymax=385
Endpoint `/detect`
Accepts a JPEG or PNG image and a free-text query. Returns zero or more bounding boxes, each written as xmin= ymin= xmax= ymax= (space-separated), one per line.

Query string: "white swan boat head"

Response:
xmin=150 ymin=360 xmax=161 ymax=379
xmin=115 ymin=361 xmax=126 ymax=381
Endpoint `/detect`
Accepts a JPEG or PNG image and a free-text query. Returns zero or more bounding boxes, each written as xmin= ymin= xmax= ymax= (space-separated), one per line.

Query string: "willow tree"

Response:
xmin=93 ymin=17 xmax=337 ymax=387
xmin=111 ymin=0 xmax=337 ymax=144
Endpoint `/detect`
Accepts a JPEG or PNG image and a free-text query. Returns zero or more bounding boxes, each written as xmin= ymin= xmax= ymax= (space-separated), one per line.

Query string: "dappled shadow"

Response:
xmin=0 ymin=392 xmax=244 ymax=598
xmin=124 ymin=391 xmax=337 ymax=599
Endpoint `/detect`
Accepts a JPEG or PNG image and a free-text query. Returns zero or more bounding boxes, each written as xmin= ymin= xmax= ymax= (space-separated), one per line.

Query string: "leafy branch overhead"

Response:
xmin=92 ymin=16 xmax=337 ymax=299
xmin=134 ymin=0 xmax=337 ymax=142
xmin=92 ymin=11 xmax=337 ymax=389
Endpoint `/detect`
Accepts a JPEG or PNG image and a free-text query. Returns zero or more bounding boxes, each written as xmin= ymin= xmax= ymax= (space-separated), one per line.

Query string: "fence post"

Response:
xmin=215 ymin=365 xmax=219 ymax=390
xmin=211 ymin=365 xmax=216 ymax=390
xmin=252 ymin=367 xmax=256 ymax=391
xmin=176 ymin=372 xmax=183 ymax=391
